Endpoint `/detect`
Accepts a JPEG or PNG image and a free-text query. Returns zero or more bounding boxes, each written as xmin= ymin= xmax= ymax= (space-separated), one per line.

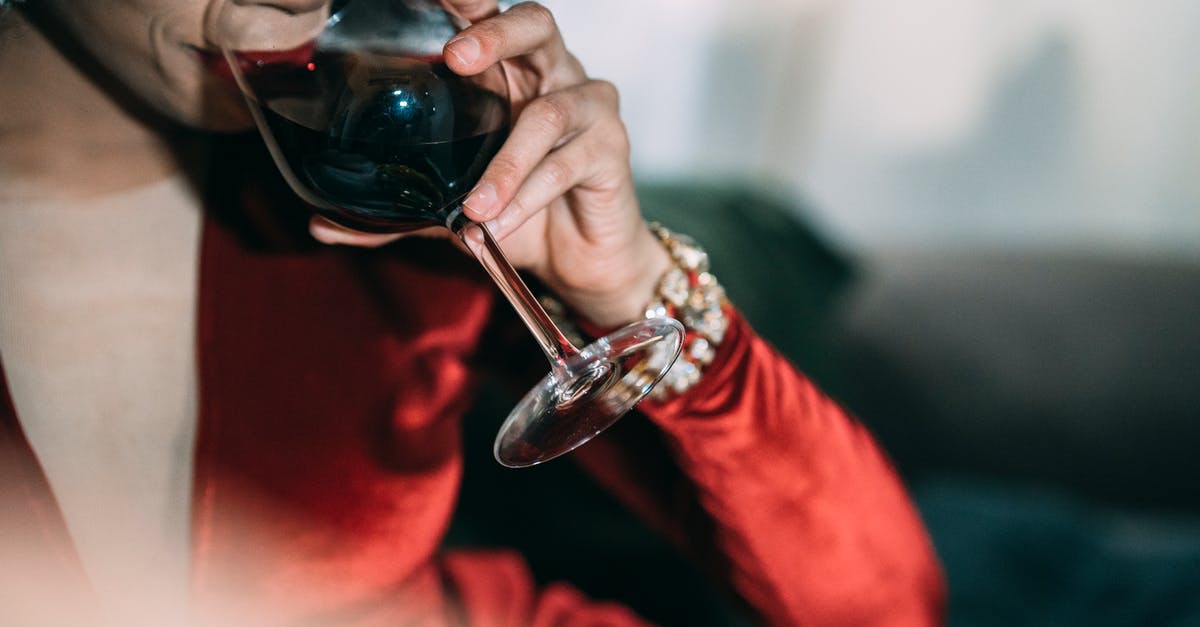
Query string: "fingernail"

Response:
xmin=460 ymin=223 xmax=486 ymax=255
xmin=463 ymin=182 xmax=497 ymax=218
xmin=446 ymin=36 xmax=481 ymax=66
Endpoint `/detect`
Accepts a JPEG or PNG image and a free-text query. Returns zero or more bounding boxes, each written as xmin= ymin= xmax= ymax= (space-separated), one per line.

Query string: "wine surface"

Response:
xmin=248 ymin=52 xmax=509 ymax=231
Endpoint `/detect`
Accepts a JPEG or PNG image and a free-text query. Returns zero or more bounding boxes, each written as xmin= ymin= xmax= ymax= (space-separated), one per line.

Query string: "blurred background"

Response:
xmin=453 ymin=2 xmax=1200 ymax=625
xmin=548 ymin=0 xmax=1200 ymax=258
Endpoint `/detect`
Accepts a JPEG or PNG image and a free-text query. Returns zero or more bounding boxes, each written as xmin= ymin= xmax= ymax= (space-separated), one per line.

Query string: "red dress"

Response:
xmin=0 ymin=149 xmax=945 ymax=625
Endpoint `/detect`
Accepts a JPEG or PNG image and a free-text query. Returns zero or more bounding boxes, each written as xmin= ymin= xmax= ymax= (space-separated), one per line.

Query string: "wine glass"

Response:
xmin=211 ymin=0 xmax=683 ymax=467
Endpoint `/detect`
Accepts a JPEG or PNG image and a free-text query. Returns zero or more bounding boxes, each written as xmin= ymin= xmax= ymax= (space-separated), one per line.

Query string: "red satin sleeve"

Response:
xmin=575 ymin=309 xmax=947 ymax=626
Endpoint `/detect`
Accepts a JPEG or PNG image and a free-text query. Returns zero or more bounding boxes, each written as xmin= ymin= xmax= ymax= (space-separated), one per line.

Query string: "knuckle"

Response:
xmin=486 ymin=154 xmax=524 ymax=190
xmin=588 ymin=79 xmax=620 ymax=108
xmin=515 ymin=2 xmax=558 ymax=33
xmin=530 ymin=94 xmax=571 ymax=135
xmin=541 ymin=157 xmax=573 ymax=188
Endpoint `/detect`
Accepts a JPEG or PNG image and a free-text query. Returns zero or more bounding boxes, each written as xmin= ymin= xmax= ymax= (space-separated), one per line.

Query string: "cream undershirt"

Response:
xmin=0 ymin=175 xmax=201 ymax=623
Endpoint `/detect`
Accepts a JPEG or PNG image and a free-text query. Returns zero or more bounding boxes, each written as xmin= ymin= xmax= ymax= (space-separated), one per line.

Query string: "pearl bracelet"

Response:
xmin=539 ymin=222 xmax=729 ymax=401
xmin=642 ymin=222 xmax=729 ymax=399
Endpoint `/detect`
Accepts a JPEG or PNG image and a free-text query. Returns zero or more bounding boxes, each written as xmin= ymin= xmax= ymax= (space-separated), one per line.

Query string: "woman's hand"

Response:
xmin=310 ymin=1 xmax=670 ymax=328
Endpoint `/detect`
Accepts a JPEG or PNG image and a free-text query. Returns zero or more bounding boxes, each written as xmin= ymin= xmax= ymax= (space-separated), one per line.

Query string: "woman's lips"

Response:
xmin=189 ymin=45 xmax=237 ymax=85
xmin=188 ymin=42 xmax=318 ymax=86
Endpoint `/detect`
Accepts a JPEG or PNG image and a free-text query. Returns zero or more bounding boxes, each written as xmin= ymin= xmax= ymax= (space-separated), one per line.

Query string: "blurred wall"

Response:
xmin=543 ymin=0 xmax=1200 ymax=258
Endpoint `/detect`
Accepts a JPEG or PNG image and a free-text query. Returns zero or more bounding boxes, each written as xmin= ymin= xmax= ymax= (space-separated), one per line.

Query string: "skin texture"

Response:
xmin=0 ymin=0 xmax=670 ymax=327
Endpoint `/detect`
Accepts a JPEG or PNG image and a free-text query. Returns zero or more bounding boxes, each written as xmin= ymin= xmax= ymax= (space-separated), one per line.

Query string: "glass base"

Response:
xmin=493 ymin=317 xmax=685 ymax=468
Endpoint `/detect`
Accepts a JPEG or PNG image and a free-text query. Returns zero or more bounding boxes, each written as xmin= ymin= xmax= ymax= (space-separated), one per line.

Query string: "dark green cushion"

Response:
xmin=638 ymin=182 xmax=853 ymax=386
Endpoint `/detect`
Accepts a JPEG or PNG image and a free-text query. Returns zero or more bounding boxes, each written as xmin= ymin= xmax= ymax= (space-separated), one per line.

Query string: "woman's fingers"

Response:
xmin=485 ymin=120 xmax=631 ymax=240
xmin=310 ymin=216 xmax=431 ymax=247
xmin=444 ymin=2 xmax=584 ymax=89
xmin=461 ymin=80 xmax=620 ymax=224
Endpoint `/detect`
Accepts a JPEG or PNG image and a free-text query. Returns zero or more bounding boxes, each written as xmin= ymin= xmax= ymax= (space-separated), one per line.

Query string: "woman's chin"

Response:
xmin=197 ymin=102 xmax=255 ymax=133
xmin=165 ymin=87 xmax=255 ymax=133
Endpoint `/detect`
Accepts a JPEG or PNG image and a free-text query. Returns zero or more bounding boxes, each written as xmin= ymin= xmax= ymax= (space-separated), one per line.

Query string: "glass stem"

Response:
xmin=446 ymin=207 xmax=579 ymax=380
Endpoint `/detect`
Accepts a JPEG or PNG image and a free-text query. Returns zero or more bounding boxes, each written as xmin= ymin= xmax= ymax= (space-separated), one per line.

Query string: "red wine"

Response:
xmin=244 ymin=51 xmax=510 ymax=232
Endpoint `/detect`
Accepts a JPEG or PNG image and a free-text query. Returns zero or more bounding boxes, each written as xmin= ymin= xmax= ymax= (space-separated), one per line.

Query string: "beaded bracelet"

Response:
xmin=643 ymin=222 xmax=729 ymax=399
xmin=540 ymin=222 xmax=729 ymax=401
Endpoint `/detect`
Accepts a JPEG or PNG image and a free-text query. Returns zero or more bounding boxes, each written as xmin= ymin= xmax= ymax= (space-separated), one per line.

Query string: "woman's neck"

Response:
xmin=0 ymin=12 xmax=181 ymax=200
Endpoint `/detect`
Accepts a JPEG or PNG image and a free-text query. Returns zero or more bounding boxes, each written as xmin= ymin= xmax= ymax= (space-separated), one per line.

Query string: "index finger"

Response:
xmin=444 ymin=2 xmax=584 ymax=88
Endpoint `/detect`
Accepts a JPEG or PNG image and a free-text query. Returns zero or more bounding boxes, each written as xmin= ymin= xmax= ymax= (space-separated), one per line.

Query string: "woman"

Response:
xmin=0 ymin=0 xmax=945 ymax=624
